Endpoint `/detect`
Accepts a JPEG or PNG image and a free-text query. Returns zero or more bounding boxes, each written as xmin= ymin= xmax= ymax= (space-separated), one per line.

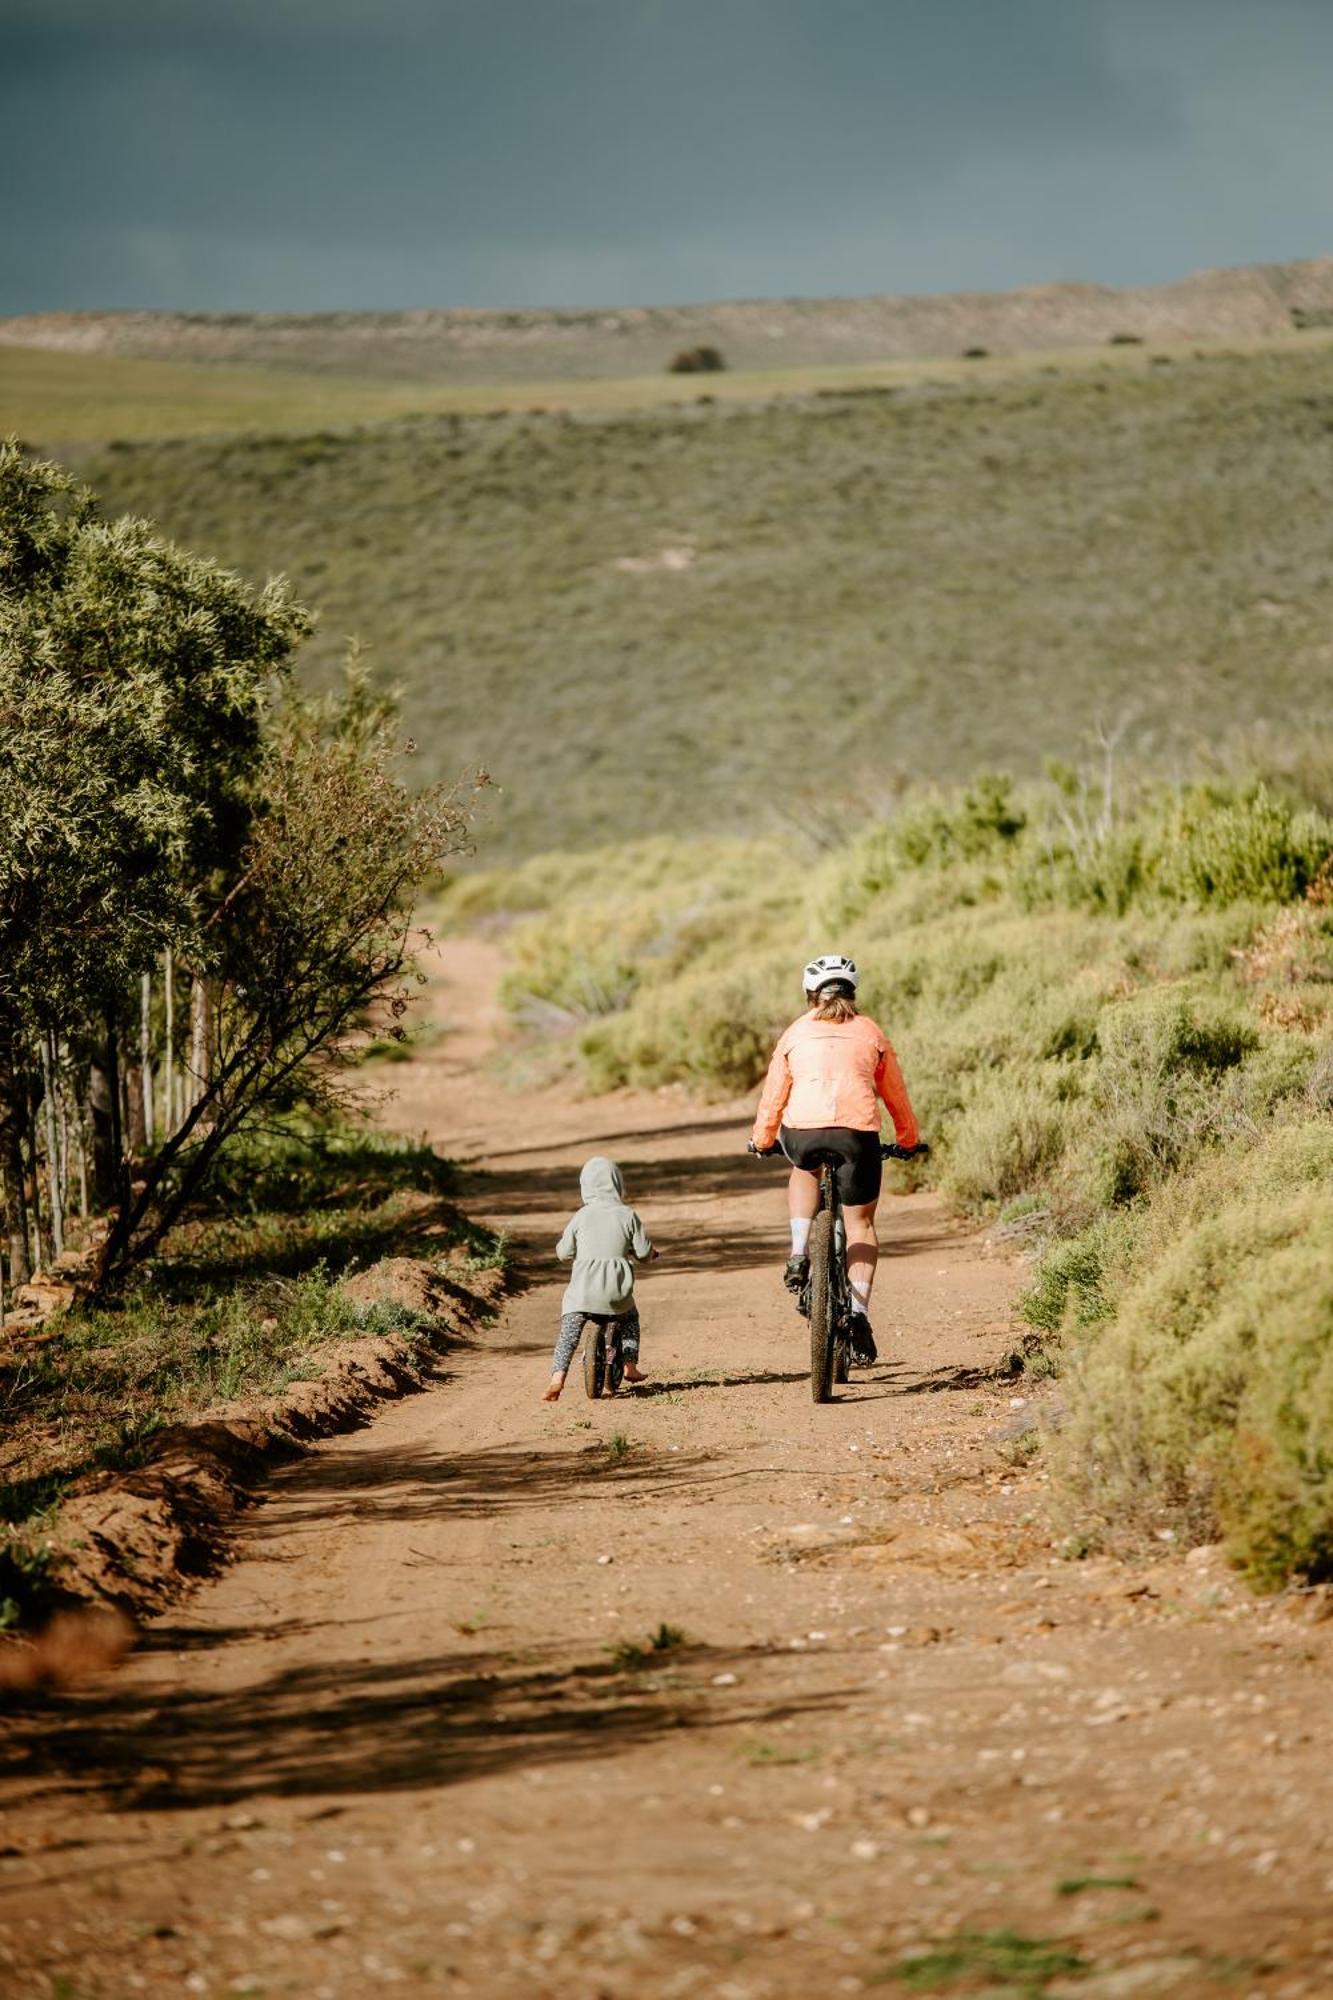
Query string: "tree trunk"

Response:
xmin=40 ymin=1034 xmax=65 ymax=1260
xmin=105 ymin=1021 xmax=129 ymax=1211
xmin=86 ymin=1059 xmax=117 ymax=1210
xmin=125 ymin=1059 xmax=147 ymax=1155
xmin=74 ymin=1104 xmax=89 ymax=1219
xmin=2 ymin=1116 xmax=30 ymax=1288
xmin=140 ymin=971 xmax=154 ymax=1146
xmin=189 ymin=976 xmax=213 ymax=1117
xmin=164 ymin=948 xmax=176 ymax=1135
xmin=56 ymin=1055 xmax=72 ymax=1216
xmin=24 ymin=1098 xmax=49 ymax=1274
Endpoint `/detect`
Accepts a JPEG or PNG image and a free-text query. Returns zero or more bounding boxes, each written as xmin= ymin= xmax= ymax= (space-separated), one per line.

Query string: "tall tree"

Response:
xmin=0 ymin=442 xmax=481 ymax=1292
xmin=0 ymin=444 xmax=305 ymax=1281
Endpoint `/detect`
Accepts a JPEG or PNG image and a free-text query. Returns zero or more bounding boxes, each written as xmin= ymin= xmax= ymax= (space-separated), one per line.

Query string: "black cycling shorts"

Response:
xmin=779 ymin=1125 xmax=882 ymax=1207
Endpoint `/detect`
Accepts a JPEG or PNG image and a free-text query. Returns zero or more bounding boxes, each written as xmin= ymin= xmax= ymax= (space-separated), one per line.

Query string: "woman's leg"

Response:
xmin=842 ymin=1200 xmax=879 ymax=1316
xmin=782 ymin=1165 xmax=821 ymax=1289
xmin=787 ymin=1165 xmax=819 ymax=1245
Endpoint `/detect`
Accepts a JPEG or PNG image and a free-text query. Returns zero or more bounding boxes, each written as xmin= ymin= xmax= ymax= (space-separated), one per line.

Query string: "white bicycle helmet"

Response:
xmin=802 ymin=952 xmax=859 ymax=997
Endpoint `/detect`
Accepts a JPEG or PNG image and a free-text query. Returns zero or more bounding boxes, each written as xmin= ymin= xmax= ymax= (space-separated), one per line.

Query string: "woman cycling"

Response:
xmin=749 ymin=954 xmax=921 ymax=1366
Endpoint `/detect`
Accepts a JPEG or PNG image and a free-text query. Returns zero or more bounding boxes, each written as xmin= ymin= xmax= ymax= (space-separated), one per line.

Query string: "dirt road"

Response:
xmin=3 ymin=943 xmax=1332 ymax=1999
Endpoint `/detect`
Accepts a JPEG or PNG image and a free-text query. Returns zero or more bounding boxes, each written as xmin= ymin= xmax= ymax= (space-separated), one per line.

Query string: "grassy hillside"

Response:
xmin=6 ymin=253 xmax=1333 ymax=380
xmin=444 ymin=764 xmax=1333 ymax=1586
xmin=0 ymin=343 xmax=486 ymax=447
xmin=16 ymin=323 xmax=1321 ymax=449
xmin=81 ymin=342 xmax=1333 ymax=855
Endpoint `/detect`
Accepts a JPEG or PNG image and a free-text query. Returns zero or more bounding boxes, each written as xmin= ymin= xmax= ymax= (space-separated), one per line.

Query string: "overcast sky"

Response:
xmin=3 ymin=0 xmax=1331 ymax=315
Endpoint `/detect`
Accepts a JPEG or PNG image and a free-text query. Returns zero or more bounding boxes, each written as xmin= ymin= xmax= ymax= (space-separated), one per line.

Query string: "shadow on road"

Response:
xmin=5 ymin=1636 xmax=845 ymax=1819
xmin=895 ymin=1363 xmax=999 ymax=1394
xmin=469 ymin=1148 xmax=770 ymax=1224
xmin=248 ymin=1436 xmax=729 ymax=1535
xmin=474 ymin=1111 xmax=748 ymax=1166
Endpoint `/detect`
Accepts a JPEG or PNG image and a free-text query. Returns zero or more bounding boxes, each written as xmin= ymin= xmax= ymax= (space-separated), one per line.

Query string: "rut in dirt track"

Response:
xmin=3 ymin=939 xmax=1332 ymax=2000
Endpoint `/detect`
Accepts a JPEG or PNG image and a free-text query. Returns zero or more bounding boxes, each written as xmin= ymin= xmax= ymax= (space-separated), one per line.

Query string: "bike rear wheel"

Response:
xmin=808 ymin=1210 xmax=837 ymax=1404
xmin=582 ymin=1321 xmax=607 ymax=1399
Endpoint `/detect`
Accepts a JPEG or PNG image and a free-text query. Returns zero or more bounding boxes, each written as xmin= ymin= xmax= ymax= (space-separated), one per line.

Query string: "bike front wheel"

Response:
xmin=807 ymin=1210 xmax=837 ymax=1404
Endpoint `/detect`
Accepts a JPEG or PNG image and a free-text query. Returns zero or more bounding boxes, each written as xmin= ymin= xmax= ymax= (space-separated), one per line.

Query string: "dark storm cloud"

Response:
xmin=2 ymin=0 xmax=1331 ymax=311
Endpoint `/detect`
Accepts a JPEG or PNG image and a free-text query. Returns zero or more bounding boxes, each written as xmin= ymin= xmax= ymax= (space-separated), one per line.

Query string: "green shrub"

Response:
xmin=1153 ymin=784 xmax=1332 ymax=907
xmin=808 ymin=777 xmax=1024 ymax=929
xmin=892 ymin=772 xmax=1027 ymax=867
xmin=1221 ymin=1034 xmax=1318 ymax=1120
xmin=1020 ymin=1220 xmax=1121 ymax=1337
xmin=500 ymin=908 xmax=643 ymax=1021
xmin=941 ymin=1069 xmax=1078 ymax=1212
xmin=1081 ymin=990 xmax=1258 ymax=1201
xmin=1024 ymin=1118 xmax=1333 ymax=1346
xmin=581 ymin=957 xmax=792 ymax=1093
xmin=440 ymin=835 xmax=794 ymax=925
xmin=1058 ymin=1189 xmax=1333 ymax=1584
xmin=56 ymin=1264 xmax=434 ymax=1417
xmin=810 ymin=820 xmax=900 ymax=929
xmin=1015 ymin=825 xmax=1147 ymax=916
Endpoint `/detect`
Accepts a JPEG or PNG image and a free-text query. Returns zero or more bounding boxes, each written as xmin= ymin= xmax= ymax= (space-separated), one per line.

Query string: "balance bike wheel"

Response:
xmin=582 ymin=1322 xmax=607 ymax=1399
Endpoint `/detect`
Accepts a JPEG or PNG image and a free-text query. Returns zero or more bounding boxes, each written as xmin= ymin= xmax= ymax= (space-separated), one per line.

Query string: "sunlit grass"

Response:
xmin=7 ymin=323 xmax=1332 ymax=446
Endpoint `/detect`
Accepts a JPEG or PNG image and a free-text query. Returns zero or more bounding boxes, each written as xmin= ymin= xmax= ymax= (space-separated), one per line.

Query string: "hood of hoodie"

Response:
xmin=579 ymin=1156 xmax=625 ymax=1203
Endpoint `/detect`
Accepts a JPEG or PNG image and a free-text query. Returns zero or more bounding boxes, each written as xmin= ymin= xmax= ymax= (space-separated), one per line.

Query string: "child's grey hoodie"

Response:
xmin=556 ymin=1157 xmax=652 ymax=1316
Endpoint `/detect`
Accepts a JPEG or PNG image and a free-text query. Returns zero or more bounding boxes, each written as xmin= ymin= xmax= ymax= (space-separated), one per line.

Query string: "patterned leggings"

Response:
xmin=553 ymin=1306 xmax=641 ymax=1375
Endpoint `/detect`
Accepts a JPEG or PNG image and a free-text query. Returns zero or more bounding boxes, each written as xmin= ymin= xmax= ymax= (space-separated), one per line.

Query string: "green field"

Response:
xmin=12 ymin=325 xmax=1326 ymax=445
xmin=70 ymin=338 xmax=1333 ymax=855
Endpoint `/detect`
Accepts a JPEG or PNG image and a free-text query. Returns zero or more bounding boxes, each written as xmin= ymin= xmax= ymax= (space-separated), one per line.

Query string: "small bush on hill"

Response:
xmin=668 ymin=345 xmax=725 ymax=374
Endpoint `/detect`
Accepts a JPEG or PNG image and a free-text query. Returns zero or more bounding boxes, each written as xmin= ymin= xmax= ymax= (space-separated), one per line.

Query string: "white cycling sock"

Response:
xmin=790 ymin=1217 xmax=812 ymax=1258
xmin=850 ymin=1277 xmax=873 ymax=1317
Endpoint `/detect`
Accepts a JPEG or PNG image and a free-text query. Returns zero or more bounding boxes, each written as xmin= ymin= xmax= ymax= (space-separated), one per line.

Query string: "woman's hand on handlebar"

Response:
xmin=746 ymin=1140 xmax=782 ymax=1157
xmin=881 ymin=1139 xmax=931 ymax=1161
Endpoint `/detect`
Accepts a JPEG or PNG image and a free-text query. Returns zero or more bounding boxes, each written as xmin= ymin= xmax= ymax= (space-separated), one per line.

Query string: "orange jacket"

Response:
xmin=751 ymin=1011 xmax=919 ymax=1152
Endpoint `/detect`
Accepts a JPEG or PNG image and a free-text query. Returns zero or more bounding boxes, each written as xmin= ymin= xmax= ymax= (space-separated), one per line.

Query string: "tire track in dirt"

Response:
xmin=2 ymin=941 xmax=1331 ymax=1998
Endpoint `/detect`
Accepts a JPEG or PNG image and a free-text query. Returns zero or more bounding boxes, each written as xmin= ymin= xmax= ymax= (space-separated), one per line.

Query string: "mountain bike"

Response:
xmin=749 ymin=1137 xmax=930 ymax=1403
xmin=580 ymin=1315 xmax=625 ymax=1399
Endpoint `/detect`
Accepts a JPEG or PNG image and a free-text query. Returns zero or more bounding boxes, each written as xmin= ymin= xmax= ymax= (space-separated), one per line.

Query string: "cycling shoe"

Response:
xmin=849 ymin=1313 xmax=878 ymax=1366
xmin=783 ymin=1255 xmax=809 ymax=1295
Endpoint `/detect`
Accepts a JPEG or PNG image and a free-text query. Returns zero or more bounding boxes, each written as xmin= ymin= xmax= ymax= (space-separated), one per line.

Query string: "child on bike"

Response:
xmin=543 ymin=1156 xmax=655 ymax=1401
